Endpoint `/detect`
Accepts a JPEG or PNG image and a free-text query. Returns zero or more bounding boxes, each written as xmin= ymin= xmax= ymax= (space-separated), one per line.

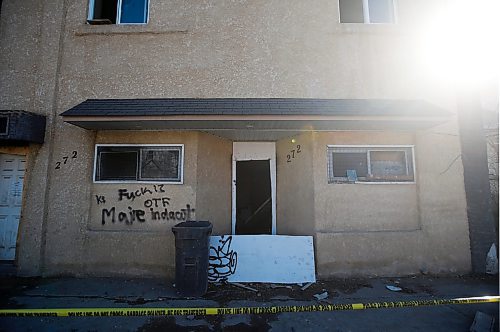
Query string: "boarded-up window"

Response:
xmin=328 ymin=146 xmax=414 ymax=183
xmin=95 ymin=145 xmax=183 ymax=183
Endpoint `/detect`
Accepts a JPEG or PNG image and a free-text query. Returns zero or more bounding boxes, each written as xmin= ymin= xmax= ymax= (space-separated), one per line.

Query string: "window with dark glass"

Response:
xmin=95 ymin=145 xmax=183 ymax=183
xmin=0 ymin=116 xmax=8 ymax=135
xmin=328 ymin=146 xmax=414 ymax=183
xmin=87 ymin=0 xmax=149 ymax=25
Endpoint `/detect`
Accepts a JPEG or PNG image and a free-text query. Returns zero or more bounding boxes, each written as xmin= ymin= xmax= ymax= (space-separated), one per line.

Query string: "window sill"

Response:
xmin=75 ymin=24 xmax=188 ymax=36
xmin=334 ymin=23 xmax=404 ymax=35
xmin=93 ymin=180 xmax=184 ymax=185
xmin=329 ymin=181 xmax=416 ymax=185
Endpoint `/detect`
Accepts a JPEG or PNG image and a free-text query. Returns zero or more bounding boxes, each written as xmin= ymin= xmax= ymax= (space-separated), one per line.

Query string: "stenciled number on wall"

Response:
xmin=286 ymin=145 xmax=301 ymax=163
xmin=55 ymin=151 xmax=78 ymax=170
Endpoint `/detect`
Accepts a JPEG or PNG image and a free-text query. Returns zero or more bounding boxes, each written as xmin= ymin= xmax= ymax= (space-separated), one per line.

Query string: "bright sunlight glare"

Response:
xmin=417 ymin=0 xmax=499 ymax=89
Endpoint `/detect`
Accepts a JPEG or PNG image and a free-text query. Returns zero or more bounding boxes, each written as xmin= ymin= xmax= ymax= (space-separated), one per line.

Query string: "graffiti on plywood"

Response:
xmin=208 ymin=235 xmax=238 ymax=282
xmin=208 ymin=235 xmax=316 ymax=284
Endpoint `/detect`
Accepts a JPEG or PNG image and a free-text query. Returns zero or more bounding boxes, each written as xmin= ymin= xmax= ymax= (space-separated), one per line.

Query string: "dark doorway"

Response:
xmin=235 ymin=160 xmax=272 ymax=235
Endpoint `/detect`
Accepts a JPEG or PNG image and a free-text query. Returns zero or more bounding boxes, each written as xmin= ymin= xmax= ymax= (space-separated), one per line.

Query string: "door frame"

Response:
xmin=232 ymin=142 xmax=276 ymax=235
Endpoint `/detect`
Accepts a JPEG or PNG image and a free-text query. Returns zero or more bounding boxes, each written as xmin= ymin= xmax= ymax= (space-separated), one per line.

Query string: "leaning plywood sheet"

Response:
xmin=208 ymin=235 xmax=315 ymax=283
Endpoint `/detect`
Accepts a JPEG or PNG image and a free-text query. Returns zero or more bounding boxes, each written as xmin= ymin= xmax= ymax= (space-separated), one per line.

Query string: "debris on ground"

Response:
xmin=386 ymin=285 xmax=402 ymax=292
xmin=313 ymin=291 xmax=328 ymax=300
xmin=301 ymin=282 xmax=314 ymax=291
xmin=485 ymin=244 xmax=498 ymax=275
xmin=470 ymin=311 xmax=495 ymax=332
xmin=270 ymin=284 xmax=292 ymax=290
xmin=231 ymin=283 xmax=258 ymax=292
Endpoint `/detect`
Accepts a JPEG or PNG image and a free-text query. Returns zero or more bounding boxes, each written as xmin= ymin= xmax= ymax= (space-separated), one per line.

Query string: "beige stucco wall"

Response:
xmin=313 ymin=125 xmax=470 ymax=276
xmin=0 ymin=0 xmax=472 ymax=277
xmin=41 ymin=130 xmax=233 ymax=277
xmin=276 ymin=133 xmax=315 ymax=236
xmin=90 ymin=131 xmax=199 ymax=233
xmin=194 ymin=132 xmax=232 ymax=235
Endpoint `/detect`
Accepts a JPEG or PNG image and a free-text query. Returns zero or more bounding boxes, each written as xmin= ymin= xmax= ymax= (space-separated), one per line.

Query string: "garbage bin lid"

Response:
xmin=172 ymin=221 xmax=212 ymax=229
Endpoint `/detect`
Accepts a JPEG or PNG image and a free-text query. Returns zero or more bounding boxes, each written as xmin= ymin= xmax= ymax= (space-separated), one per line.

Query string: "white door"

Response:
xmin=0 ymin=154 xmax=26 ymax=260
xmin=232 ymin=142 xmax=277 ymax=235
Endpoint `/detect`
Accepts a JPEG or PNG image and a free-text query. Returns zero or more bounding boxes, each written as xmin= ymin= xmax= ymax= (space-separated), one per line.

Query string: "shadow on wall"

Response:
xmin=485 ymin=109 xmax=499 ymax=248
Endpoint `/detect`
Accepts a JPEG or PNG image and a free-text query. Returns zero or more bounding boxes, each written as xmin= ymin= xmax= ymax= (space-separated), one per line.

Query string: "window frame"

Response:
xmin=93 ymin=144 xmax=184 ymax=184
xmin=338 ymin=0 xmax=398 ymax=24
xmin=327 ymin=145 xmax=416 ymax=184
xmin=87 ymin=0 xmax=150 ymax=25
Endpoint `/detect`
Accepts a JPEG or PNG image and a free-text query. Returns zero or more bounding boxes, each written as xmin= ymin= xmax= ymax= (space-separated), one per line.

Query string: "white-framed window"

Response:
xmin=327 ymin=145 xmax=415 ymax=183
xmin=94 ymin=144 xmax=184 ymax=183
xmin=339 ymin=0 xmax=396 ymax=24
xmin=87 ymin=0 xmax=149 ymax=25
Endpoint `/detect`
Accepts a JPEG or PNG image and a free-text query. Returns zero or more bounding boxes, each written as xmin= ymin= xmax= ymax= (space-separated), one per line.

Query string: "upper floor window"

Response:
xmin=339 ymin=0 xmax=395 ymax=24
xmin=87 ymin=0 xmax=149 ymax=25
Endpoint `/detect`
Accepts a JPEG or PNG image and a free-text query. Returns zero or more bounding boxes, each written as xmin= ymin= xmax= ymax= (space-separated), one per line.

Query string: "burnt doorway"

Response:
xmin=232 ymin=142 xmax=276 ymax=235
xmin=235 ymin=160 xmax=272 ymax=234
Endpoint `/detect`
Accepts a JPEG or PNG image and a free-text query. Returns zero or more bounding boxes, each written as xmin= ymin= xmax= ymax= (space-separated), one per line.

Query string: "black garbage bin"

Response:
xmin=172 ymin=221 xmax=213 ymax=297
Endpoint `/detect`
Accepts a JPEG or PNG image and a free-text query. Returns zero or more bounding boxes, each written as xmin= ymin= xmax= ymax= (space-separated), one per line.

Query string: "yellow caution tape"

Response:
xmin=0 ymin=296 xmax=498 ymax=317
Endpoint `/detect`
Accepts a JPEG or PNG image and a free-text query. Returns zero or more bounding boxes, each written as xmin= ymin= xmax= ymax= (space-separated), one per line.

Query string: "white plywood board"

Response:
xmin=208 ymin=235 xmax=316 ymax=284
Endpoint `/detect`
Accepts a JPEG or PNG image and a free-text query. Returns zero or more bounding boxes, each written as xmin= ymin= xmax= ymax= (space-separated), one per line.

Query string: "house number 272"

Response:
xmin=286 ymin=145 xmax=301 ymax=162
xmin=55 ymin=151 xmax=78 ymax=170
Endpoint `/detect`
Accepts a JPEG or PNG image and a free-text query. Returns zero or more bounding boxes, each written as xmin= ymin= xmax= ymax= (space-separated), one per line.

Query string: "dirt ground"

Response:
xmin=0 ymin=274 xmax=498 ymax=331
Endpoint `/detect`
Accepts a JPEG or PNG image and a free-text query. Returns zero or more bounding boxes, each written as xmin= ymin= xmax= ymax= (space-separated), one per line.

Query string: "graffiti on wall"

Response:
xmin=95 ymin=195 xmax=106 ymax=205
xmin=208 ymin=235 xmax=238 ymax=282
xmin=96 ymin=185 xmax=195 ymax=226
xmin=117 ymin=185 xmax=166 ymax=201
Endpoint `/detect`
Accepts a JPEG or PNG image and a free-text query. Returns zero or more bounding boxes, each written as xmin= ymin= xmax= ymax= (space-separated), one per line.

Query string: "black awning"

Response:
xmin=62 ymin=98 xmax=450 ymax=117
xmin=60 ymin=98 xmax=451 ymax=138
xmin=0 ymin=110 xmax=46 ymax=144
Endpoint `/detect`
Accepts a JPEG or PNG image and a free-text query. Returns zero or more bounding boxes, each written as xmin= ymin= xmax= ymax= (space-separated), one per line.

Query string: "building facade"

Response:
xmin=0 ymin=0 xmax=475 ymax=277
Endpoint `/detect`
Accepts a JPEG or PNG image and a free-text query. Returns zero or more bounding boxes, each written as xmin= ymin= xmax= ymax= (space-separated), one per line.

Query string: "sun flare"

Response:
xmin=417 ymin=0 xmax=499 ymax=88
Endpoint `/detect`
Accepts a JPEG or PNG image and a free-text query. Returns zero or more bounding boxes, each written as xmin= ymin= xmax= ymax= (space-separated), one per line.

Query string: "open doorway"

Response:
xmin=232 ymin=142 xmax=276 ymax=235
xmin=235 ymin=160 xmax=272 ymax=234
